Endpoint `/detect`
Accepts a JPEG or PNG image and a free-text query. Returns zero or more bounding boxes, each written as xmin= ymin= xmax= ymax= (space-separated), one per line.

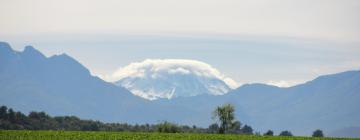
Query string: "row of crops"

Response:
xmin=0 ymin=130 xmax=357 ymax=140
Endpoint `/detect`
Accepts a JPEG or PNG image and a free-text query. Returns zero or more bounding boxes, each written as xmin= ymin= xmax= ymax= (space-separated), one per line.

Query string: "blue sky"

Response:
xmin=1 ymin=0 xmax=360 ymax=86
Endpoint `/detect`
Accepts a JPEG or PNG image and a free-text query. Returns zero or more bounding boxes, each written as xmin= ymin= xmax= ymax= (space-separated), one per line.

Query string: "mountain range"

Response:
xmin=0 ymin=42 xmax=359 ymax=137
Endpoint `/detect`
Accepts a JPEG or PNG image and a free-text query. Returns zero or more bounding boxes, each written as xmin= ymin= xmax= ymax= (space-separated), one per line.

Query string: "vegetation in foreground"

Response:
xmin=0 ymin=130 xmax=357 ymax=140
xmin=0 ymin=105 xmax=254 ymax=134
xmin=0 ymin=104 xmax=338 ymax=138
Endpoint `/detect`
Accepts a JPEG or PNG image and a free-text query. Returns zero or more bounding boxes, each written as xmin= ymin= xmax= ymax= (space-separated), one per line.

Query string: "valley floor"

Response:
xmin=0 ymin=130 xmax=357 ymax=140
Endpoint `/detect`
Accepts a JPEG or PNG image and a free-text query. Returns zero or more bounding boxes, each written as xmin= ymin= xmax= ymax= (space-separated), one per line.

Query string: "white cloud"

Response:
xmin=266 ymin=80 xmax=303 ymax=88
xmin=110 ymin=59 xmax=239 ymax=89
xmin=168 ymin=67 xmax=190 ymax=75
xmin=108 ymin=59 xmax=239 ymax=100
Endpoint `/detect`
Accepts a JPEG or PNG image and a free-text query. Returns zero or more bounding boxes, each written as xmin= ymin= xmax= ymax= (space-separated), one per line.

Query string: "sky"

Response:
xmin=1 ymin=0 xmax=360 ymax=87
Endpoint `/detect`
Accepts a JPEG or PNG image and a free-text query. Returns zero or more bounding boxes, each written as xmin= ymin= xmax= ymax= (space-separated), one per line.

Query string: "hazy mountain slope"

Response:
xmin=0 ymin=42 xmax=150 ymax=122
xmin=329 ymin=127 xmax=360 ymax=138
xmin=221 ymin=71 xmax=360 ymax=135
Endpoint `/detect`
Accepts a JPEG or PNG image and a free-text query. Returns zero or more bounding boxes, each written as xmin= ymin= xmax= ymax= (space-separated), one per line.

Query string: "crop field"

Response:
xmin=0 ymin=130 xmax=358 ymax=140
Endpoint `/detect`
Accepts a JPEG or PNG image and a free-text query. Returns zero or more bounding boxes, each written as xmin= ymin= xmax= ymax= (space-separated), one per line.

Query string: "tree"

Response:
xmin=192 ymin=125 xmax=197 ymax=129
xmin=279 ymin=130 xmax=293 ymax=136
xmin=7 ymin=108 xmax=16 ymax=123
xmin=28 ymin=111 xmax=40 ymax=119
xmin=15 ymin=111 xmax=27 ymax=124
xmin=231 ymin=121 xmax=241 ymax=130
xmin=208 ymin=123 xmax=219 ymax=133
xmin=157 ymin=121 xmax=181 ymax=133
xmin=241 ymin=125 xmax=253 ymax=134
xmin=0 ymin=106 xmax=8 ymax=119
xmin=213 ymin=104 xmax=235 ymax=134
xmin=312 ymin=129 xmax=324 ymax=137
xmin=264 ymin=130 xmax=274 ymax=136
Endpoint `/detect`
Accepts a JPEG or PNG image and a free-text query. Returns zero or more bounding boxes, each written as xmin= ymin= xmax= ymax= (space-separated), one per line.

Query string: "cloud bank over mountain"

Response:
xmin=266 ymin=80 xmax=303 ymax=87
xmin=113 ymin=59 xmax=238 ymax=100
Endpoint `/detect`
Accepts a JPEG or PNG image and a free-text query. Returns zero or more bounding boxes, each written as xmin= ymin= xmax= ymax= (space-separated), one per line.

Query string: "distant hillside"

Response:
xmin=329 ymin=127 xmax=360 ymax=138
xmin=221 ymin=70 xmax=360 ymax=135
xmin=0 ymin=42 xmax=151 ymax=123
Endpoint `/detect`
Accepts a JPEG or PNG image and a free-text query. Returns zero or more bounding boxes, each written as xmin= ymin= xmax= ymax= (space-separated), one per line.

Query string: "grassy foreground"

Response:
xmin=0 ymin=130 xmax=356 ymax=140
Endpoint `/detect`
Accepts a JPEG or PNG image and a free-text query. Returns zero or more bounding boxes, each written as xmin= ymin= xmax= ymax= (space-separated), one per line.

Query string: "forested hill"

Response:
xmin=0 ymin=105 xmax=257 ymax=134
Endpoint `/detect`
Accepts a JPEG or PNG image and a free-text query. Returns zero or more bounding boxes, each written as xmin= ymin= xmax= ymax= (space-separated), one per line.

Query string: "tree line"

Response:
xmin=210 ymin=104 xmax=324 ymax=137
xmin=0 ymin=105 xmax=207 ymax=133
xmin=0 ymin=105 xmax=323 ymax=137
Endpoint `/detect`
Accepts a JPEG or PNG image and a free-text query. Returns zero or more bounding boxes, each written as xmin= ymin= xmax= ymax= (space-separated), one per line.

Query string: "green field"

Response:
xmin=0 ymin=130 xmax=357 ymax=140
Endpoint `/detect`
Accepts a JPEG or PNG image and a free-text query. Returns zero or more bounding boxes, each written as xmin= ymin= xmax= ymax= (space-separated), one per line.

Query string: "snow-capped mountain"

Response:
xmin=1 ymin=42 xmax=359 ymax=137
xmin=114 ymin=59 xmax=238 ymax=100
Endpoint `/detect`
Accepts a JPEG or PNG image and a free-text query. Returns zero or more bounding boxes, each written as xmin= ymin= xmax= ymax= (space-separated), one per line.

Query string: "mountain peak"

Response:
xmin=22 ymin=45 xmax=46 ymax=59
xmin=24 ymin=45 xmax=36 ymax=51
xmin=239 ymin=83 xmax=280 ymax=89
xmin=293 ymin=70 xmax=360 ymax=89
xmin=0 ymin=42 xmax=13 ymax=53
xmin=0 ymin=41 xmax=11 ymax=47
xmin=58 ymin=53 xmax=72 ymax=58
xmin=50 ymin=53 xmax=78 ymax=62
xmin=0 ymin=42 xmax=17 ymax=63
xmin=49 ymin=53 xmax=91 ymax=76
